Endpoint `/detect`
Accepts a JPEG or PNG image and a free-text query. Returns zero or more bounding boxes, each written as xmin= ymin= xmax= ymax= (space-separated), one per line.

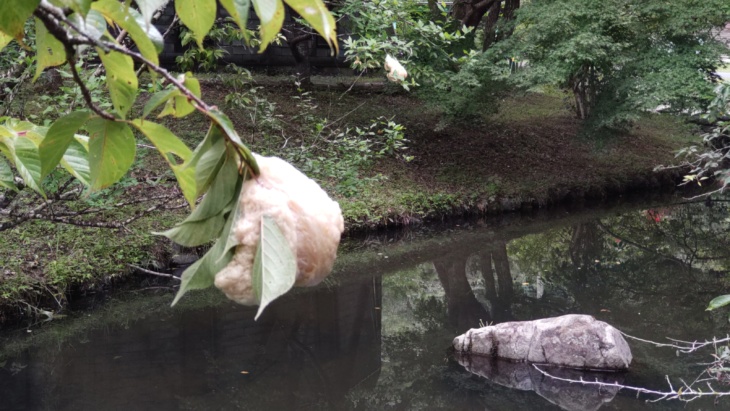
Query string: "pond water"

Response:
xmin=1 ymin=196 xmax=730 ymax=410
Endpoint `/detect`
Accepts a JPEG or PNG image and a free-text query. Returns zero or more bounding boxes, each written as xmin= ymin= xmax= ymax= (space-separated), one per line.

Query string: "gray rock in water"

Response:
xmin=453 ymin=314 xmax=632 ymax=370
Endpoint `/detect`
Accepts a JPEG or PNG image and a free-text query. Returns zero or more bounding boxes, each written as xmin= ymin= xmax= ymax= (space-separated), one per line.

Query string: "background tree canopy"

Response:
xmin=488 ymin=0 xmax=730 ymax=127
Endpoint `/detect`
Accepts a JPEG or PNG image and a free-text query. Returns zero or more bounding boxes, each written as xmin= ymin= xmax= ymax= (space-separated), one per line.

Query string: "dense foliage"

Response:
xmin=494 ymin=0 xmax=730 ymax=127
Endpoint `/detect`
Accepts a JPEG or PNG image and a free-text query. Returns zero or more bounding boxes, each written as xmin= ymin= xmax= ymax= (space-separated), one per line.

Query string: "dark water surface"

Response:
xmin=2 ymin=197 xmax=730 ymax=410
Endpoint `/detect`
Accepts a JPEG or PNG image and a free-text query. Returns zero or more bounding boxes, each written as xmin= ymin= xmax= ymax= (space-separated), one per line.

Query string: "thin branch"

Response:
xmin=596 ymin=222 xmax=687 ymax=266
xmin=128 ymin=264 xmax=181 ymax=281
xmin=533 ymin=365 xmax=730 ymax=402
xmin=620 ymin=332 xmax=730 ymax=354
xmin=683 ymin=186 xmax=726 ymax=201
xmin=67 ymin=54 xmax=116 ymax=120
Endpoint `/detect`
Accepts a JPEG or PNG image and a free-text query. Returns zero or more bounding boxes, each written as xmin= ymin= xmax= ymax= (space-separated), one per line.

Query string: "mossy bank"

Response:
xmin=0 ymin=75 xmax=700 ymax=320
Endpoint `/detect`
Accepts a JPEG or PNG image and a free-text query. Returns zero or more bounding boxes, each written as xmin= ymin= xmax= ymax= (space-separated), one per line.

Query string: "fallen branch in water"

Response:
xmin=534 ymin=364 xmax=730 ymax=402
xmin=621 ymin=332 xmax=730 ymax=354
xmin=534 ymin=332 xmax=730 ymax=403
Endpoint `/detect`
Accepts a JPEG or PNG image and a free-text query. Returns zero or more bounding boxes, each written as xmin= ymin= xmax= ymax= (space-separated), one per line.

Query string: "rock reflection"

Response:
xmin=457 ymin=354 xmax=622 ymax=411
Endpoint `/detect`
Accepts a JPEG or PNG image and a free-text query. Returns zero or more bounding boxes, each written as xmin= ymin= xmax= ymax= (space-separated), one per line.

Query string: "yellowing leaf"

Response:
xmin=0 ymin=0 xmax=40 ymax=41
xmin=251 ymin=0 xmax=285 ymax=52
xmin=0 ymin=32 xmax=13 ymax=53
xmin=34 ymin=18 xmax=67 ymax=81
xmin=219 ymin=0 xmax=251 ymax=41
xmin=175 ymin=0 xmax=217 ymax=49
xmin=92 ymin=0 xmax=162 ymax=65
xmin=143 ymin=88 xmax=177 ymax=118
xmin=159 ymin=72 xmax=201 ymax=118
xmin=284 ymin=0 xmax=337 ymax=52
xmin=97 ymin=48 xmax=138 ymax=119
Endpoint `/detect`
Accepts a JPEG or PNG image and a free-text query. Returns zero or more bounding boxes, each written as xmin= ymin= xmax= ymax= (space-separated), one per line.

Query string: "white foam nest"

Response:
xmin=214 ymin=154 xmax=345 ymax=305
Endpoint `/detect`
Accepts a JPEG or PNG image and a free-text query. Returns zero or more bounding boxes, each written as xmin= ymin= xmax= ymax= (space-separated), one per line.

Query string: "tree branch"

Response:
xmin=533 ymin=365 xmax=730 ymax=402
xmin=68 ymin=51 xmax=116 ymax=120
xmin=129 ymin=264 xmax=181 ymax=281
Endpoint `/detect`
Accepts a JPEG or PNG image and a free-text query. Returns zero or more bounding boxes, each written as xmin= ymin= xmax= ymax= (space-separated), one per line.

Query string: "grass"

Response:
xmin=0 ymin=73 xmax=701 ymax=319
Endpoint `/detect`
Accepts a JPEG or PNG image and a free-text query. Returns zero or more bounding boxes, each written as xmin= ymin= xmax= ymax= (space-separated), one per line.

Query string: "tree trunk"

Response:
xmin=451 ymin=0 xmax=497 ymax=28
xmin=571 ymin=72 xmax=589 ymax=119
xmin=434 ymin=258 xmax=491 ymax=330
xmin=498 ymin=0 xmax=520 ymax=40
xmin=427 ymin=0 xmax=441 ymax=20
xmin=481 ymin=0 xmax=502 ymax=51
xmin=284 ymin=7 xmax=315 ymax=84
xmin=478 ymin=242 xmax=514 ymax=322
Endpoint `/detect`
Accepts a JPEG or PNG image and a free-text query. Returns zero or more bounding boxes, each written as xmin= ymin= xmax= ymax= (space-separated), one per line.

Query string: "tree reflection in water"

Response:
xmin=2 ymin=198 xmax=730 ymax=410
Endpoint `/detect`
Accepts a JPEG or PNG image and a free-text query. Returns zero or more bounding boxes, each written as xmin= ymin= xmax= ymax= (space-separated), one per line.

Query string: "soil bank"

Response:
xmin=0 ymin=76 xmax=701 ymax=320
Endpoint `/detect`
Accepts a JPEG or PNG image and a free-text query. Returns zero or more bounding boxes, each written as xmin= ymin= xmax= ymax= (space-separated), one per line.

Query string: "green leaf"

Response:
xmin=0 ymin=155 xmax=17 ymax=192
xmin=39 ymin=110 xmax=91 ymax=177
xmin=251 ymin=0 xmax=285 ymax=52
xmin=283 ymin=0 xmax=337 ymax=52
xmin=252 ymin=215 xmax=297 ymax=319
xmin=157 ymin=155 xmax=239 ymax=246
xmin=186 ymin=123 xmax=216 ymax=170
xmin=130 ymin=119 xmax=196 ymax=206
xmin=86 ymin=118 xmax=136 ymax=190
xmin=205 ymin=108 xmax=259 ymax=175
xmin=60 ymin=139 xmax=91 ymax=186
xmin=143 ymin=88 xmax=177 ymax=118
xmin=33 ymin=18 xmax=67 ymax=81
xmin=707 ymin=295 xmax=730 ymax=311
xmin=13 ymin=136 xmax=45 ymax=196
xmin=49 ymin=0 xmax=92 ymax=16
xmin=219 ymin=0 xmax=250 ymax=40
xmin=159 ymin=73 xmax=201 ymax=118
xmin=97 ymin=48 xmax=138 ymax=119
xmin=157 ymin=210 xmax=228 ymax=247
xmin=194 ymin=125 xmax=227 ymax=197
xmin=175 ymin=0 xmax=217 ymax=49
xmin=0 ymin=32 xmax=13 ymax=53
xmin=170 ymin=183 xmax=241 ymax=306
xmin=185 ymin=151 xmax=238 ymax=222
xmin=0 ymin=0 xmax=40 ymax=40
xmin=135 ymin=0 xmax=170 ymax=27
xmin=173 ymin=73 xmax=201 ymax=118
xmin=92 ymin=0 xmax=162 ymax=65
xmin=220 ymin=172 xmax=247 ymax=258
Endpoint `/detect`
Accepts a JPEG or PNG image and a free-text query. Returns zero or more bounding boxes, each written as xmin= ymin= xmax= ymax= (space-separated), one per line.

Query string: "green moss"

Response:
xmin=0 ymin=208 xmax=185 ymax=313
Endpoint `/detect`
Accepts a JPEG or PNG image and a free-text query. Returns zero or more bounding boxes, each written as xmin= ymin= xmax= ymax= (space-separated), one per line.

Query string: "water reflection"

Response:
xmin=456 ymin=355 xmax=622 ymax=411
xmin=1 ymin=198 xmax=729 ymax=410
xmin=0 ymin=276 xmax=382 ymax=410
